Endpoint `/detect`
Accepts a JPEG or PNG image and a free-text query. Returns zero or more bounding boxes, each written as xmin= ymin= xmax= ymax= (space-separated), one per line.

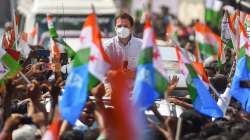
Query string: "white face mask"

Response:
xmin=115 ymin=27 xmax=130 ymax=39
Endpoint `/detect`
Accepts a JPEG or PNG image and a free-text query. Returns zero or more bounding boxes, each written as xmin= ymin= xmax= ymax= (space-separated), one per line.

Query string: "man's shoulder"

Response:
xmin=131 ymin=36 xmax=142 ymax=49
xmin=131 ymin=36 xmax=143 ymax=44
xmin=103 ymin=37 xmax=116 ymax=48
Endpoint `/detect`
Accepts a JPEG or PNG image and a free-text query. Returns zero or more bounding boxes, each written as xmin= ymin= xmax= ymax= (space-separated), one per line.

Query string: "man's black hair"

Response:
xmin=115 ymin=12 xmax=134 ymax=27
xmin=60 ymin=129 xmax=84 ymax=140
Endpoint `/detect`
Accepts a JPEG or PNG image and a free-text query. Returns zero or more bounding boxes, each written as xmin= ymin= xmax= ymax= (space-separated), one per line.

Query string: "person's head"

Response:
xmin=83 ymin=129 xmax=100 ymax=140
xmin=114 ymin=12 xmax=134 ymax=39
xmin=180 ymin=109 xmax=209 ymax=135
xmin=12 ymin=124 xmax=38 ymax=140
xmin=4 ymin=22 xmax=13 ymax=32
xmin=204 ymin=62 xmax=217 ymax=77
xmin=60 ymin=129 xmax=84 ymax=140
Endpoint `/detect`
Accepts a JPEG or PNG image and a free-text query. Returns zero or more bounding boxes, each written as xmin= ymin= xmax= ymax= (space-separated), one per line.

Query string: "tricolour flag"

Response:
xmin=79 ymin=13 xmax=111 ymax=91
xmin=238 ymin=20 xmax=250 ymax=58
xmin=42 ymin=117 xmax=60 ymax=140
xmin=59 ymin=13 xmax=110 ymax=125
xmin=0 ymin=47 xmax=21 ymax=80
xmin=229 ymin=10 xmax=245 ymax=56
xmin=176 ymin=46 xmax=223 ymax=118
xmin=132 ymin=19 xmax=169 ymax=110
xmin=50 ymin=39 xmax=61 ymax=63
xmin=47 ymin=15 xmax=76 ymax=59
xmin=221 ymin=11 xmax=234 ymax=49
xmin=165 ymin=21 xmax=178 ymax=41
xmin=229 ymin=10 xmax=250 ymax=59
xmin=195 ymin=22 xmax=222 ymax=61
xmin=26 ymin=23 xmax=39 ymax=45
xmin=205 ymin=0 xmax=223 ymax=29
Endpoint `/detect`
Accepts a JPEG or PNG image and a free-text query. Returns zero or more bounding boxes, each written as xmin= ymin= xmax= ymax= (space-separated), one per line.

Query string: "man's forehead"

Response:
xmin=116 ymin=18 xmax=131 ymax=25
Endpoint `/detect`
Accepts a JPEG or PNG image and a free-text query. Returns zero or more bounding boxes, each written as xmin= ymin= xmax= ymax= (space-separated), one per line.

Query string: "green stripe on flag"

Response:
xmin=186 ymin=75 xmax=197 ymax=102
xmin=2 ymin=54 xmax=21 ymax=78
xmin=87 ymin=73 xmax=100 ymax=91
xmin=154 ymin=69 xmax=168 ymax=95
xmin=72 ymin=48 xmax=90 ymax=67
xmin=59 ymin=39 xmax=77 ymax=58
xmin=138 ymin=47 xmax=153 ymax=65
xmin=205 ymin=9 xmax=222 ymax=29
xmin=247 ymin=56 xmax=250 ymax=72
xmin=199 ymin=43 xmax=215 ymax=58
xmin=185 ymin=64 xmax=198 ymax=79
xmin=49 ymin=26 xmax=58 ymax=39
xmin=239 ymin=47 xmax=246 ymax=59
xmin=225 ymin=40 xmax=234 ymax=49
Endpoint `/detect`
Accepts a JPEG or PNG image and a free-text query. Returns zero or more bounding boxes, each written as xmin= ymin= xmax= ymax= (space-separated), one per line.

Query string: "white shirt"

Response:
xmin=104 ymin=36 xmax=142 ymax=71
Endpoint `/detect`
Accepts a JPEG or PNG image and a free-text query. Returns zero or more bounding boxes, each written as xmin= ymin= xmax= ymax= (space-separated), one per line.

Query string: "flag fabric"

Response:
xmin=165 ymin=21 xmax=178 ymax=41
xmin=47 ymin=15 xmax=76 ymax=58
xmin=0 ymin=47 xmax=21 ymax=80
xmin=221 ymin=11 xmax=234 ymax=49
xmin=17 ymin=32 xmax=32 ymax=58
xmin=132 ymin=19 xmax=169 ymax=110
xmin=42 ymin=116 xmax=60 ymax=140
xmin=229 ymin=11 xmax=250 ymax=59
xmin=238 ymin=20 xmax=250 ymax=58
xmin=205 ymin=0 xmax=223 ymax=29
xmin=194 ymin=22 xmax=222 ymax=61
xmin=50 ymin=39 xmax=61 ymax=63
xmin=243 ymin=14 xmax=250 ymax=57
xmin=28 ymin=23 xmax=39 ymax=45
xmin=59 ymin=13 xmax=110 ymax=125
xmin=79 ymin=13 xmax=111 ymax=91
xmin=1 ymin=30 xmax=21 ymax=60
xmin=230 ymin=56 xmax=250 ymax=112
xmin=216 ymin=87 xmax=231 ymax=117
xmin=176 ymin=46 xmax=223 ymax=118
xmin=229 ymin=10 xmax=244 ymax=56
xmin=229 ymin=10 xmax=250 ymax=59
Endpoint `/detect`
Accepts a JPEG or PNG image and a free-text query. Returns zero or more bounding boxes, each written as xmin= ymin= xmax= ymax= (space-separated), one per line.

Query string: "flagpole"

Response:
xmin=12 ymin=9 xmax=18 ymax=50
xmin=175 ymin=118 xmax=182 ymax=140
xmin=19 ymin=71 xmax=31 ymax=84
xmin=208 ymin=83 xmax=228 ymax=104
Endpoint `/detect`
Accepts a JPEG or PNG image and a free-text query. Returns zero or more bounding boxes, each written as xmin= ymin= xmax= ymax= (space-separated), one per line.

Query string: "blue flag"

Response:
xmin=133 ymin=64 xmax=159 ymax=110
xmin=230 ymin=56 xmax=250 ymax=112
xmin=59 ymin=64 xmax=89 ymax=125
xmin=192 ymin=78 xmax=223 ymax=118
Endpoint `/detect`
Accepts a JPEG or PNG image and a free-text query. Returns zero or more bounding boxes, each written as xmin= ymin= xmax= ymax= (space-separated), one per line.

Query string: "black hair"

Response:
xmin=83 ymin=129 xmax=100 ymax=140
xmin=60 ymin=129 xmax=84 ymax=140
xmin=115 ymin=12 xmax=134 ymax=27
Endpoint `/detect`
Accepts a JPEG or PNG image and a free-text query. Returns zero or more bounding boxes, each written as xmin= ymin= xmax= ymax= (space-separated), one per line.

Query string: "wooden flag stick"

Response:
xmin=19 ymin=71 xmax=31 ymax=84
xmin=175 ymin=118 xmax=182 ymax=140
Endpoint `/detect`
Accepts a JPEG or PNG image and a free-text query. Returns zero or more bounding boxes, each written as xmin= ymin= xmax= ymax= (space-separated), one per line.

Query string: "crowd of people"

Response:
xmin=0 ymin=3 xmax=249 ymax=140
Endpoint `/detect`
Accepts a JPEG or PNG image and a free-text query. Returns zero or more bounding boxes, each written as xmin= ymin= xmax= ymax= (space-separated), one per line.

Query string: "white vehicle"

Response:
xmin=156 ymin=40 xmax=189 ymax=97
xmin=17 ymin=0 xmax=117 ymax=46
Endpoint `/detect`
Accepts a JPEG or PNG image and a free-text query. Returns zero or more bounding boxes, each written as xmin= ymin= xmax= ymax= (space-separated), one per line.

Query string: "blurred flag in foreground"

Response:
xmin=176 ymin=46 xmax=223 ymax=118
xmin=194 ymin=22 xmax=222 ymax=61
xmin=230 ymin=56 xmax=250 ymax=112
xmin=79 ymin=13 xmax=111 ymax=91
xmin=133 ymin=19 xmax=169 ymax=110
xmin=0 ymin=47 xmax=21 ymax=80
xmin=59 ymin=13 xmax=110 ymax=125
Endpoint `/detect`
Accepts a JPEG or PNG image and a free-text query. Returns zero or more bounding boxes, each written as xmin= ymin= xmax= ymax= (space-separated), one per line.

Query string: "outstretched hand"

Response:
xmin=165 ymin=75 xmax=179 ymax=97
